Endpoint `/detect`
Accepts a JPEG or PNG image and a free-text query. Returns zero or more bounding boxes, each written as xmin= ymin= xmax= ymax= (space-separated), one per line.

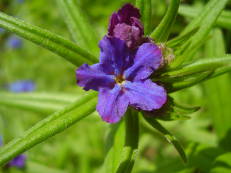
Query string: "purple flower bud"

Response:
xmin=7 ymin=36 xmax=23 ymax=49
xmin=8 ymin=80 xmax=35 ymax=92
xmin=8 ymin=155 xmax=26 ymax=168
xmin=108 ymin=3 xmax=144 ymax=49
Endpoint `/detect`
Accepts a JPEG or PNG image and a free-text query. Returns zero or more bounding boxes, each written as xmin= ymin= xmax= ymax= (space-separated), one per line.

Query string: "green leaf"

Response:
xmin=179 ymin=5 xmax=231 ymax=31
xmin=166 ymin=28 xmax=198 ymax=49
xmin=0 ymin=93 xmax=97 ymax=166
xmin=210 ymin=152 xmax=231 ymax=173
xmin=0 ymin=92 xmax=85 ymax=114
xmin=0 ymin=98 xmax=65 ymax=114
xmin=57 ymin=0 xmax=98 ymax=54
xmin=136 ymin=0 xmax=152 ymax=35
xmin=158 ymin=104 xmax=200 ymax=121
xmin=0 ymin=11 xmax=97 ymax=66
xmin=171 ymin=0 xmax=229 ymax=67
xmin=103 ymin=120 xmax=126 ymax=173
xmin=203 ymin=29 xmax=231 ymax=140
xmin=169 ymin=71 xmax=213 ymax=92
xmin=174 ymin=103 xmax=200 ymax=114
xmin=162 ymin=55 xmax=231 ymax=78
xmin=180 ymin=0 xmax=226 ymax=35
xmin=150 ymin=0 xmax=180 ymax=42
xmin=103 ymin=109 xmax=139 ymax=173
xmin=116 ymin=109 xmax=139 ymax=173
xmin=0 ymin=92 xmax=76 ymax=104
xmin=143 ymin=114 xmax=187 ymax=163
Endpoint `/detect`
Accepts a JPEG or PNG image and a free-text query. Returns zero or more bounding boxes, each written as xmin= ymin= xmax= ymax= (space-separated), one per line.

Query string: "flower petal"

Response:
xmin=124 ymin=80 xmax=167 ymax=110
xmin=99 ymin=36 xmax=131 ymax=75
xmin=97 ymin=85 xmax=129 ymax=123
xmin=113 ymin=23 xmax=142 ymax=48
xmin=124 ymin=43 xmax=162 ymax=81
xmin=108 ymin=13 xmax=119 ymax=35
xmin=76 ymin=63 xmax=115 ymax=91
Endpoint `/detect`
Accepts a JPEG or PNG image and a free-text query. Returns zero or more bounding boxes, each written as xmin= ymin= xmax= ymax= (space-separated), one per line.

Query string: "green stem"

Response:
xmin=116 ymin=109 xmax=139 ymax=173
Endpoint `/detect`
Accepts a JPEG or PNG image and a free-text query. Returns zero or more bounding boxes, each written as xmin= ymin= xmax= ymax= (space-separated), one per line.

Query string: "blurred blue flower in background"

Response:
xmin=0 ymin=136 xmax=26 ymax=168
xmin=8 ymin=80 xmax=35 ymax=92
xmin=8 ymin=155 xmax=26 ymax=168
xmin=7 ymin=36 xmax=23 ymax=49
xmin=0 ymin=28 xmax=5 ymax=34
xmin=0 ymin=136 xmax=3 ymax=146
xmin=17 ymin=0 xmax=25 ymax=3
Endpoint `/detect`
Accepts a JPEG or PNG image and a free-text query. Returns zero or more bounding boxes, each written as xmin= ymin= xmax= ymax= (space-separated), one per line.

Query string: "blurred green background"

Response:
xmin=0 ymin=0 xmax=231 ymax=172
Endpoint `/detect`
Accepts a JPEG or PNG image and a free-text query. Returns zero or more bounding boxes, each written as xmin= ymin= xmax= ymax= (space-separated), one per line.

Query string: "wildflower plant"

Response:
xmin=0 ymin=0 xmax=231 ymax=172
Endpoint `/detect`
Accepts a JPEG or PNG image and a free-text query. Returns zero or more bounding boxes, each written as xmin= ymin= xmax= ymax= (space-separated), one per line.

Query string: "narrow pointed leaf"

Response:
xmin=57 ymin=0 xmax=98 ymax=54
xmin=179 ymin=5 xmax=231 ymax=31
xmin=150 ymin=0 xmax=180 ymax=42
xmin=104 ymin=120 xmax=126 ymax=173
xmin=0 ymin=92 xmax=87 ymax=114
xmin=169 ymin=71 xmax=213 ymax=92
xmin=116 ymin=109 xmax=139 ymax=173
xmin=203 ymin=29 xmax=231 ymax=140
xmin=136 ymin=0 xmax=152 ymax=34
xmin=143 ymin=115 xmax=187 ymax=163
xmin=180 ymin=0 xmax=224 ymax=35
xmin=0 ymin=93 xmax=97 ymax=166
xmin=171 ymin=0 xmax=228 ymax=67
xmin=163 ymin=55 xmax=231 ymax=78
xmin=0 ymin=11 xmax=97 ymax=66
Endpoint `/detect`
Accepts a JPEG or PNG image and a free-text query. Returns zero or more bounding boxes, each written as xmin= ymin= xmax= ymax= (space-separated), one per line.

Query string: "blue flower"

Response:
xmin=0 ymin=28 xmax=5 ymax=34
xmin=7 ymin=36 xmax=23 ymax=49
xmin=76 ymin=37 xmax=167 ymax=123
xmin=0 ymin=136 xmax=26 ymax=168
xmin=8 ymin=155 xmax=26 ymax=168
xmin=9 ymin=80 xmax=35 ymax=92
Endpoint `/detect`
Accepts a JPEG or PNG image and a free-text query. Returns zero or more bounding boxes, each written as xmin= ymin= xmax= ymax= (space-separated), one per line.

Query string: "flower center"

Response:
xmin=115 ymin=75 xmax=125 ymax=85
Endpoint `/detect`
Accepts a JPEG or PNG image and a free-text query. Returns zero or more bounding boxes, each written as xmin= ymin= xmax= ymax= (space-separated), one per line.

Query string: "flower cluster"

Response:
xmin=76 ymin=4 xmax=167 ymax=123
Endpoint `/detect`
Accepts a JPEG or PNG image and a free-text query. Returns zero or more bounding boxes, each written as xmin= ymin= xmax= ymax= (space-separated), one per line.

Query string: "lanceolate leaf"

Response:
xmin=168 ymin=71 xmax=213 ymax=92
xmin=0 ymin=98 xmax=66 ymax=114
xmin=150 ymin=0 xmax=180 ymax=42
xmin=57 ymin=0 xmax=98 ymax=54
xmin=136 ymin=0 xmax=152 ymax=35
xmin=0 ymin=92 xmax=76 ymax=104
xmin=203 ymin=29 xmax=231 ymax=140
xmin=103 ymin=120 xmax=126 ymax=173
xmin=171 ymin=0 xmax=229 ymax=67
xmin=162 ymin=55 xmax=231 ymax=78
xmin=0 ymin=11 xmax=97 ymax=66
xmin=179 ymin=5 xmax=231 ymax=31
xmin=143 ymin=115 xmax=187 ymax=163
xmin=0 ymin=92 xmax=87 ymax=114
xmin=180 ymin=0 xmax=226 ymax=35
xmin=0 ymin=93 xmax=97 ymax=166
xmin=116 ymin=109 xmax=139 ymax=173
